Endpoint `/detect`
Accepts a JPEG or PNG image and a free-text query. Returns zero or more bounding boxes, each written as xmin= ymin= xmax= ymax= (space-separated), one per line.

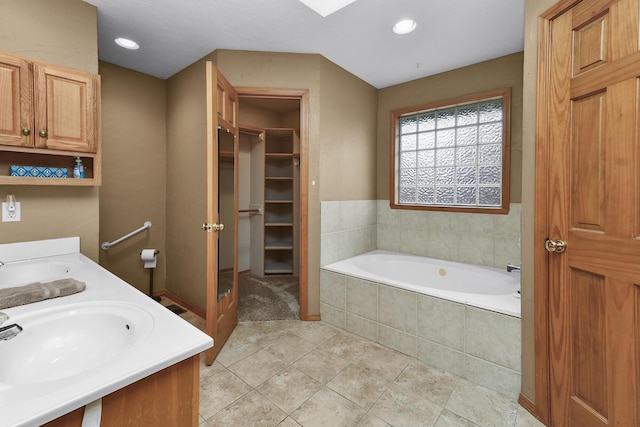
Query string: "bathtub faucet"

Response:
xmin=0 ymin=323 xmax=23 ymax=341
xmin=0 ymin=312 xmax=23 ymax=341
xmin=506 ymin=263 xmax=521 ymax=273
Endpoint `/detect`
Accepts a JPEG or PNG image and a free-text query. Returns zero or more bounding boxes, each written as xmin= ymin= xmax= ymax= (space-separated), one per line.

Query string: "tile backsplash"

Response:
xmin=321 ymin=200 xmax=521 ymax=269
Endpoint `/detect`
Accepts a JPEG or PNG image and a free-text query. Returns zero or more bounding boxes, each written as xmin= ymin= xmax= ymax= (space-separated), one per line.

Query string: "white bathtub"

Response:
xmin=323 ymin=250 xmax=521 ymax=318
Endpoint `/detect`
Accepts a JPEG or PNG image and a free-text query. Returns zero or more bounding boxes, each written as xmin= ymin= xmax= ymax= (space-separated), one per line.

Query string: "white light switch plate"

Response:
xmin=2 ymin=201 xmax=21 ymax=222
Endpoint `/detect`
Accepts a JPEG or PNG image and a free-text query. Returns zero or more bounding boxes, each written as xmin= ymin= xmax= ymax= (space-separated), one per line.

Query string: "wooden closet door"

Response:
xmin=543 ymin=0 xmax=640 ymax=425
xmin=204 ymin=62 xmax=239 ymax=364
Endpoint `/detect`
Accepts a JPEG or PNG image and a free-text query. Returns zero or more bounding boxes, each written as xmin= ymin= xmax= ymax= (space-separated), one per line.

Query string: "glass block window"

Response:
xmin=391 ymin=88 xmax=511 ymax=214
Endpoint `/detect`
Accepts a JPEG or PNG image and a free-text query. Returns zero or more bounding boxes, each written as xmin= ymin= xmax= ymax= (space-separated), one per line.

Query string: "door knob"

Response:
xmin=39 ymin=130 xmax=48 ymax=137
xmin=202 ymin=223 xmax=225 ymax=232
xmin=544 ymin=238 xmax=566 ymax=253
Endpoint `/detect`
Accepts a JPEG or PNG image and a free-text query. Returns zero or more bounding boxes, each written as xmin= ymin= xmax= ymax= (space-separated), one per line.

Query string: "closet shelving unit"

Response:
xmin=263 ymin=129 xmax=297 ymax=274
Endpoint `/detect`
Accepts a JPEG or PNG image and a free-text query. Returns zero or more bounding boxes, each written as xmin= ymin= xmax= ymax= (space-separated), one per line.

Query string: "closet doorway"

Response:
xmin=236 ymin=88 xmax=309 ymax=322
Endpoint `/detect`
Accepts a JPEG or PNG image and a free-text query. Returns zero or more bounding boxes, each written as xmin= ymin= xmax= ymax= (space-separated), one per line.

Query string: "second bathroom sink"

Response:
xmin=0 ymin=259 xmax=83 ymax=287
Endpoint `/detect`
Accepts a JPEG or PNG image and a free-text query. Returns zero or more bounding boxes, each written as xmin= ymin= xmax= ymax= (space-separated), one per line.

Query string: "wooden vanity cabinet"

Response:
xmin=0 ymin=50 xmax=101 ymax=185
xmin=32 ymin=62 xmax=99 ymax=153
xmin=43 ymin=355 xmax=200 ymax=427
xmin=0 ymin=53 xmax=32 ymax=148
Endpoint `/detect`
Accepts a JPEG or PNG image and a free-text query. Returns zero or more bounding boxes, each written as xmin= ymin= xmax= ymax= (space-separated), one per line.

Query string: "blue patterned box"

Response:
xmin=10 ymin=165 xmax=69 ymax=178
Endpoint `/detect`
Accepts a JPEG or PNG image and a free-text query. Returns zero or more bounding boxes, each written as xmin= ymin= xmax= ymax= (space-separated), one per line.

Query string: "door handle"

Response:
xmin=544 ymin=238 xmax=566 ymax=254
xmin=202 ymin=223 xmax=225 ymax=232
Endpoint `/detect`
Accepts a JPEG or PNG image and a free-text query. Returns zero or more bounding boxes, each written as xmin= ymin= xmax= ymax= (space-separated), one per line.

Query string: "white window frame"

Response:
xmin=390 ymin=88 xmax=511 ymax=214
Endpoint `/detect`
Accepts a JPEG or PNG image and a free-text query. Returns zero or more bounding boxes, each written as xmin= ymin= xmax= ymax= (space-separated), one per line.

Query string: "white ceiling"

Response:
xmin=83 ymin=0 xmax=525 ymax=89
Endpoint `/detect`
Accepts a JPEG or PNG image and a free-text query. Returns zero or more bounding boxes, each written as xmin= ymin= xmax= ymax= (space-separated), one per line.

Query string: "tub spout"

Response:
xmin=0 ymin=323 xmax=23 ymax=341
xmin=507 ymin=263 xmax=521 ymax=273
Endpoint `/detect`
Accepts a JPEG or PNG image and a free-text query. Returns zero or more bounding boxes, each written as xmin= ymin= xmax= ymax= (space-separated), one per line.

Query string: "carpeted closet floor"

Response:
xmin=237 ymin=272 xmax=299 ymax=322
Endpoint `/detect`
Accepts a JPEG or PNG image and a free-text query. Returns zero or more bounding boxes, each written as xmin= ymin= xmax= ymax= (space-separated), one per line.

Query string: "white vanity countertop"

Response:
xmin=0 ymin=237 xmax=213 ymax=427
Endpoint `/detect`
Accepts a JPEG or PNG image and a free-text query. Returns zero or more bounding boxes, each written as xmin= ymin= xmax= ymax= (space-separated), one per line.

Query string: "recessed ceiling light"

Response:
xmin=393 ymin=19 xmax=417 ymax=35
xmin=297 ymin=0 xmax=358 ymax=17
xmin=114 ymin=37 xmax=140 ymax=50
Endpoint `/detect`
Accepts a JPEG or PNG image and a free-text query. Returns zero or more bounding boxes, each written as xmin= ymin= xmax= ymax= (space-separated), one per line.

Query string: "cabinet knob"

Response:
xmin=21 ymin=128 xmax=30 ymax=136
xmin=39 ymin=130 xmax=48 ymax=138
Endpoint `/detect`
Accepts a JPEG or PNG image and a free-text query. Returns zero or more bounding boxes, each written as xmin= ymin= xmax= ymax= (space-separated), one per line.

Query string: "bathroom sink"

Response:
xmin=0 ymin=259 xmax=82 ymax=287
xmin=0 ymin=302 xmax=155 ymax=385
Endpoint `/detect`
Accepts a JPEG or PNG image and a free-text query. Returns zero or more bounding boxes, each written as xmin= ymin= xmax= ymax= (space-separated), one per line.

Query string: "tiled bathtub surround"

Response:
xmin=321 ymin=200 xmax=521 ymax=270
xmin=320 ymin=200 xmax=377 ymax=266
xmin=377 ymin=201 xmax=522 ymax=269
xmin=320 ymin=269 xmax=522 ymax=399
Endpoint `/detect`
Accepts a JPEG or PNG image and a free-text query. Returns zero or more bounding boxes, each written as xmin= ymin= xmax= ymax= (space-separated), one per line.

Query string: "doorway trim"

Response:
xmin=235 ymin=87 xmax=311 ymax=320
xmin=534 ymin=0 xmax=581 ymax=424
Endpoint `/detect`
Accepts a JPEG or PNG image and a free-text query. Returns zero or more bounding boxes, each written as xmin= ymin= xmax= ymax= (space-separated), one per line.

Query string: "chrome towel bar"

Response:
xmin=101 ymin=221 xmax=152 ymax=250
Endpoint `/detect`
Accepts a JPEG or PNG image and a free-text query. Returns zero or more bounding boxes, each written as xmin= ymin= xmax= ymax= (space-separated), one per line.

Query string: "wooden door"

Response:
xmin=34 ymin=63 xmax=99 ymax=153
xmin=0 ymin=52 xmax=33 ymax=147
xmin=540 ymin=0 xmax=640 ymax=425
xmin=205 ymin=62 xmax=239 ymax=364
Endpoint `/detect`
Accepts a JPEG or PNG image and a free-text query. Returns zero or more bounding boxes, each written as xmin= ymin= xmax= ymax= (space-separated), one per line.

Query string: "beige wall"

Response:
xmin=376 ymin=52 xmax=524 ymax=203
xmin=165 ymin=59 xmax=208 ymax=307
xmin=521 ymin=0 xmax=557 ymax=406
xmin=239 ymin=103 xmax=290 ymax=128
xmin=98 ymin=62 xmax=167 ymax=294
xmin=319 ymin=58 xmax=378 ymax=201
xmin=0 ymin=0 xmax=99 ymax=260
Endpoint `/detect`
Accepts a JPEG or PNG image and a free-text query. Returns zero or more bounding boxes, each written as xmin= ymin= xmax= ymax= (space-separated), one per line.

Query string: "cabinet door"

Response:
xmin=34 ymin=64 xmax=99 ymax=152
xmin=0 ymin=53 xmax=33 ymax=147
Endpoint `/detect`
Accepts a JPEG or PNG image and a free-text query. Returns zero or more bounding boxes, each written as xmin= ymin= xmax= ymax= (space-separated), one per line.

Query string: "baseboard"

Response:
xmin=154 ymin=289 xmax=206 ymax=319
xmin=518 ymin=393 xmax=546 ymax=425
xmin=303 ymin=314 xmax=321 ymax=321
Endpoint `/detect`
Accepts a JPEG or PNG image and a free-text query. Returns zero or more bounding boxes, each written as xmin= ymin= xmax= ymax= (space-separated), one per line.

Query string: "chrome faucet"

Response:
xmin=0 ymin=324 xmax=23 ymax=341
xmin=0 ymin=312 xmax=23 ymax=341
xmin=507 ymin=263 xmax=521 ymax=273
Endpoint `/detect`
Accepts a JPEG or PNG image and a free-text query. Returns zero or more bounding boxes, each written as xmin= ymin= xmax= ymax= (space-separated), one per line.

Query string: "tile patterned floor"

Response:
xmin=161 ymin=297 xmax=545 ymax=427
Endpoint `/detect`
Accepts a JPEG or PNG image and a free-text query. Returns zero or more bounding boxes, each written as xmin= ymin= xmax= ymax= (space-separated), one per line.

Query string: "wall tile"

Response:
xmin=465 ymin=307 xmax=521 ymax=371
xmin=346 ymin=313 xmax=378 ymax=342
xmin=319 ymin=270 xmax=346 ymax=309
xmin=319 ymin=302 xmax=345 ymax=329
xmin=417 ymin=338 xmax=466 ymax=378
xmin=457 ymin=235 xmax=495 ymax=266
xmin=346 ymin=277 xmax=378 ymax=320
xmin=376 ymin=200 xmax=394 ymax=225
xmin=425 ymin=230 xmax=460 ymax=262
xmin=417 ymin=295 xmax=465 ymax=351
xmin=376 ymin=224 xmax=402 ymax=252
xmin=321 ymin=201 xmax=341 ymax=234
xmin=464 ymin=355 xmax=521 ymax=399
xmin=495 ymin=203 xmax=522 ymax=237
xmin=320 ymin=233 xmax=338 ymax=267
xmin=339 ymin=200 xmax=359 ymax=231
xmin=494 ymin=236 xmax=521 ymax=270
xmin=378 ymin=285 xmax=417 ymax=334
xmin=400 ymin=226 xmax=429 ymax=256
xmin=378 ymin=324 xmax=417 ymax=357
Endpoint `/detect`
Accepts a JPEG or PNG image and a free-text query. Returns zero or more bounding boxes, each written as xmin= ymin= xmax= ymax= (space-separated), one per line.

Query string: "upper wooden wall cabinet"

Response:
xmin=0 ymin=50 xmax=101 ymax=186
